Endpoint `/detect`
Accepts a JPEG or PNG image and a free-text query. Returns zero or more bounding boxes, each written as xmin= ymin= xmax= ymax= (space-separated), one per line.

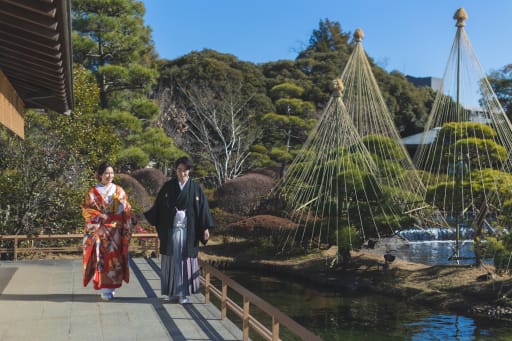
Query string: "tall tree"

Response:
xmin=295 ymin=19 xmax=433 ymax=138
xmin=72 ymin=0 xmax=172 ymax=171
xmin=162 ymin=81 xmax=258 ymax=186
xmin=374 ymin=70 xmax=435 ymax=136
xmin=0 ymin=65 xmax=118 ymax=235
xmin=488 ymin=64 xmax=512 ymax=119
xmin=57 ymin=65 xmax=121 ymax=167
xmin=260 ymin=82 xmax=316 ymax=165
xmin=72 ymin=0 xmax=158 ymax=108
xmin=157 ymin=50 xmax=273 ymax=184
xmin=296 ymin=19 xmax=352 ymax=106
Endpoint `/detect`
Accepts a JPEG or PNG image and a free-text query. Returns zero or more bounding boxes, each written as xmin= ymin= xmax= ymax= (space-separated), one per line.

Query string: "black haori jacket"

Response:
xmin=144 ymin=178 xmax=214 ymax=257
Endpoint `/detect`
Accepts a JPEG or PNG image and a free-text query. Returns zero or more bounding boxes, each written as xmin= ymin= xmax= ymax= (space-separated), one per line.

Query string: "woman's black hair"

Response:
xmin=174 ymin=156 xmax=192 ymax=170
xmin=96 ymin=161 xmax=113 ymax=181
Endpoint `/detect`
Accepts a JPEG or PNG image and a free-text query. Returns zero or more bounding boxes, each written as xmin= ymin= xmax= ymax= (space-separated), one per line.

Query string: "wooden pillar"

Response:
xmin=0 ymin=69 xmax=25 ymax=139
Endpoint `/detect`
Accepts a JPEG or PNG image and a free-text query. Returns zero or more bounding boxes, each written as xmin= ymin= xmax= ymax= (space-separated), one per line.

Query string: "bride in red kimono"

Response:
xmin=81 ymin=161 xmax=132 ymax=301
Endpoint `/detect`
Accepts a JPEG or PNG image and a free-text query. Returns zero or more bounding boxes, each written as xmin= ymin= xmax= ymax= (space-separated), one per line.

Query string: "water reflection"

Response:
xmin=401 ymin=240 xmax=484 ymax=265
xmin=406 ymin=314 xmax=493 ymax=340
xmin=224 ymin=270 xmax=512 ymax=340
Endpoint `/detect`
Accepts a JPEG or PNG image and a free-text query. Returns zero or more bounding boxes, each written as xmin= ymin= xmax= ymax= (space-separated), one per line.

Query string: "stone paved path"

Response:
xmin=0 ymin=258 xmax=243 ymax=340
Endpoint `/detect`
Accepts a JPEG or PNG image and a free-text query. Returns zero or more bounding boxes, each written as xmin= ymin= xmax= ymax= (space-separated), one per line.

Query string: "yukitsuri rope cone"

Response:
xmin=340 ymin=28 xmax=438 ymax=228
xmin=272 ymin=78 xmax=405 ymax=258
xmin=414 ymin=8 xmax=512 ymax=265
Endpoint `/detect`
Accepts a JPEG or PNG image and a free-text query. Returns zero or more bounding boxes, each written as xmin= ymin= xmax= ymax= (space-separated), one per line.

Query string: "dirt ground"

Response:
xmin=199 ymin=237 xmax=512 ymax=321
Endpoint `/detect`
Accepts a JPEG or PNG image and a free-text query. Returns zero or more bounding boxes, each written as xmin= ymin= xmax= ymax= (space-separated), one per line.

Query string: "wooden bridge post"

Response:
xmin=272 ymin=316 xmax=279 ymax=341
xmin=243 ymin=297 xmax=250 ymax=341
xmin=14 ymin=236 xmax=18 ymax=261
xmin=221 ymin=282 xmax=228 ymax=319
xmin=204 ymin=272 xmax=211 ymax=304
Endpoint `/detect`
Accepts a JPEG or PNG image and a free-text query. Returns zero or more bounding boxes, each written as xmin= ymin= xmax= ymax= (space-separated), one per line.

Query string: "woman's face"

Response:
xmin=176 ymin=164 xmax=190 ymax=183
xmin=100 ymin=166 xmax=115 ymax=185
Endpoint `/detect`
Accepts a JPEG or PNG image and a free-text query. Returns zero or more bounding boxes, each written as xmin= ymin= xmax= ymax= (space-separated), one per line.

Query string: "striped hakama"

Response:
xmin=161 ymin=210 xmax=201 ymax=297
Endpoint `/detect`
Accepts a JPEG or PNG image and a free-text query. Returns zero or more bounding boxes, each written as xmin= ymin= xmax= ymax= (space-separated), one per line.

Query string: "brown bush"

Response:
xmin=226 ymin=214 xmax=298 ymax=235
xmin=214 ymin=172 xmax=276 ymax=215
xmin=211 ymin=208 xmax=243 ymax=227
xmin=118 ymin=173 xmax=152 ymax=221
xmin=130 ymin=168 xmax=168 ymax=197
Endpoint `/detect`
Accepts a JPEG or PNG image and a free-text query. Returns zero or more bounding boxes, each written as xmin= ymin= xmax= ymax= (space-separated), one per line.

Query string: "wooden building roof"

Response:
xmin=0 ymin=0 xmax=73 ymax=116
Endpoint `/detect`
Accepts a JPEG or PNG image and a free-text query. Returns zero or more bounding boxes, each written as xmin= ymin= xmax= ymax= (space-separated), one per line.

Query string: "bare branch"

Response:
xmin=157 ymin=81 xmax=258 ymax=186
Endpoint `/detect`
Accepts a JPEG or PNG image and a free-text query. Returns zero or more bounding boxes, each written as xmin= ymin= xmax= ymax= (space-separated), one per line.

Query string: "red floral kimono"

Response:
xmin=81 ymin=184 xmax=132 ymax=289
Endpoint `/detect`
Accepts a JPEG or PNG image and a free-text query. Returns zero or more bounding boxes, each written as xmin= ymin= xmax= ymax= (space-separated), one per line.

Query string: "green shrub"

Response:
xmin=116 ymin=146 xmax=149 ymax=171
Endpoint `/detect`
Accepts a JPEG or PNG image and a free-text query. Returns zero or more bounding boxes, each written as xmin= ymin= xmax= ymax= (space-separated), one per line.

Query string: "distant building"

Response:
xmin=466 ymin=106 xmax=492 ymax=124
xmin=406 ymin=75 xmax=443 ymax=92
xmin=401 ymin=127 xmax=441 ymax=157
xmin=402 ymin=127 xmax=441 ymax=146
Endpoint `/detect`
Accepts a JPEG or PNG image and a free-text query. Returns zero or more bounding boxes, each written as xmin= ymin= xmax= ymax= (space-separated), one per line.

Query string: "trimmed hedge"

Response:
xmin=214 ymin=171 xmax=275 ymax=215
xmin=131 ymin=167 xmax=168 ymax=197
xmin=118 ymin=173 xmax=152 ymax=220
xmin=226 ymin=214 xmax=298 ymax=234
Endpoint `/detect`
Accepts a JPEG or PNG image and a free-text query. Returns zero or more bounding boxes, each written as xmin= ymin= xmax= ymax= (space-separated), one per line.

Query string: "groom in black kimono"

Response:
xmin=144 ymin=156 xmax=214 ymax=303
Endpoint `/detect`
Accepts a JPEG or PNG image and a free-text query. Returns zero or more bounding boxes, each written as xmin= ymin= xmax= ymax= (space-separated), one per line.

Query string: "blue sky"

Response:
xmin=141 ymin=1 xmax=512 ymax=78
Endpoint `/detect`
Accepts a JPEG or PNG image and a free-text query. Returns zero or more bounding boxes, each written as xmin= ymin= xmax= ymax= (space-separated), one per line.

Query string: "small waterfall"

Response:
xmin=363 ymin=227 xmax=495 ymax=265
xmin=396 ymin=226 xmax=475 ymax=241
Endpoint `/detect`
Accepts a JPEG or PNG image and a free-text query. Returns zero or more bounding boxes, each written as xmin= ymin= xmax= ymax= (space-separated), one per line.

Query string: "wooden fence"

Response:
xmin=200 ymin=260 xmax=322 ymax=341
xmin=0 ymin=233 xmax=159 ymax=260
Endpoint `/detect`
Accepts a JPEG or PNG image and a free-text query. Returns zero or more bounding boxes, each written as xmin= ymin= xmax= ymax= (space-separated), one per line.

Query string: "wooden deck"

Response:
xmin=0 ymin=258 xmax=244 ymax=340
xmin=0 ymin=234 xmax=322 ymax=340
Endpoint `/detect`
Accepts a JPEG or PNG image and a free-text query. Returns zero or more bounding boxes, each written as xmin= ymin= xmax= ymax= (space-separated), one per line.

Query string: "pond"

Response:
xmin=224 ymin=269 xmax=512 ymax=340
xmin=366 ymin=231 xmax=494 ymax=266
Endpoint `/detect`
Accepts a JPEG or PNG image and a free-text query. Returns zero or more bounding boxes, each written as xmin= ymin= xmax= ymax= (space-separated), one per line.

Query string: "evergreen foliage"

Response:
xmin=488 ymin=64 xmax=512 ymax=120
xmin=72 ymin=0 xmax=158 ymax=108
xmin=261 ymin=82 xmax=317 ymax=165
xmin=72 ymin=0 xmax=168 ymax=173
xmin=0 ymin=63 xmax=123 ymax=235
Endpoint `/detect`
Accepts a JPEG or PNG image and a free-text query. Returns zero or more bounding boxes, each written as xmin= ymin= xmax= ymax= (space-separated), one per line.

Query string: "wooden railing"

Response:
xmin=0 ymin=233 xmax=322 ymax=341
xmin=200 ymin=260 xmax=322 ymax=341
xmin=0 ymin=233 xmax=159 ymax=260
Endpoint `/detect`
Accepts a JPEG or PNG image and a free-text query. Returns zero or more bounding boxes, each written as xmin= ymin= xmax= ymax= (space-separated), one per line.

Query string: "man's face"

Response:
xmin=176 ymin=164 xmax=190 ymax=183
